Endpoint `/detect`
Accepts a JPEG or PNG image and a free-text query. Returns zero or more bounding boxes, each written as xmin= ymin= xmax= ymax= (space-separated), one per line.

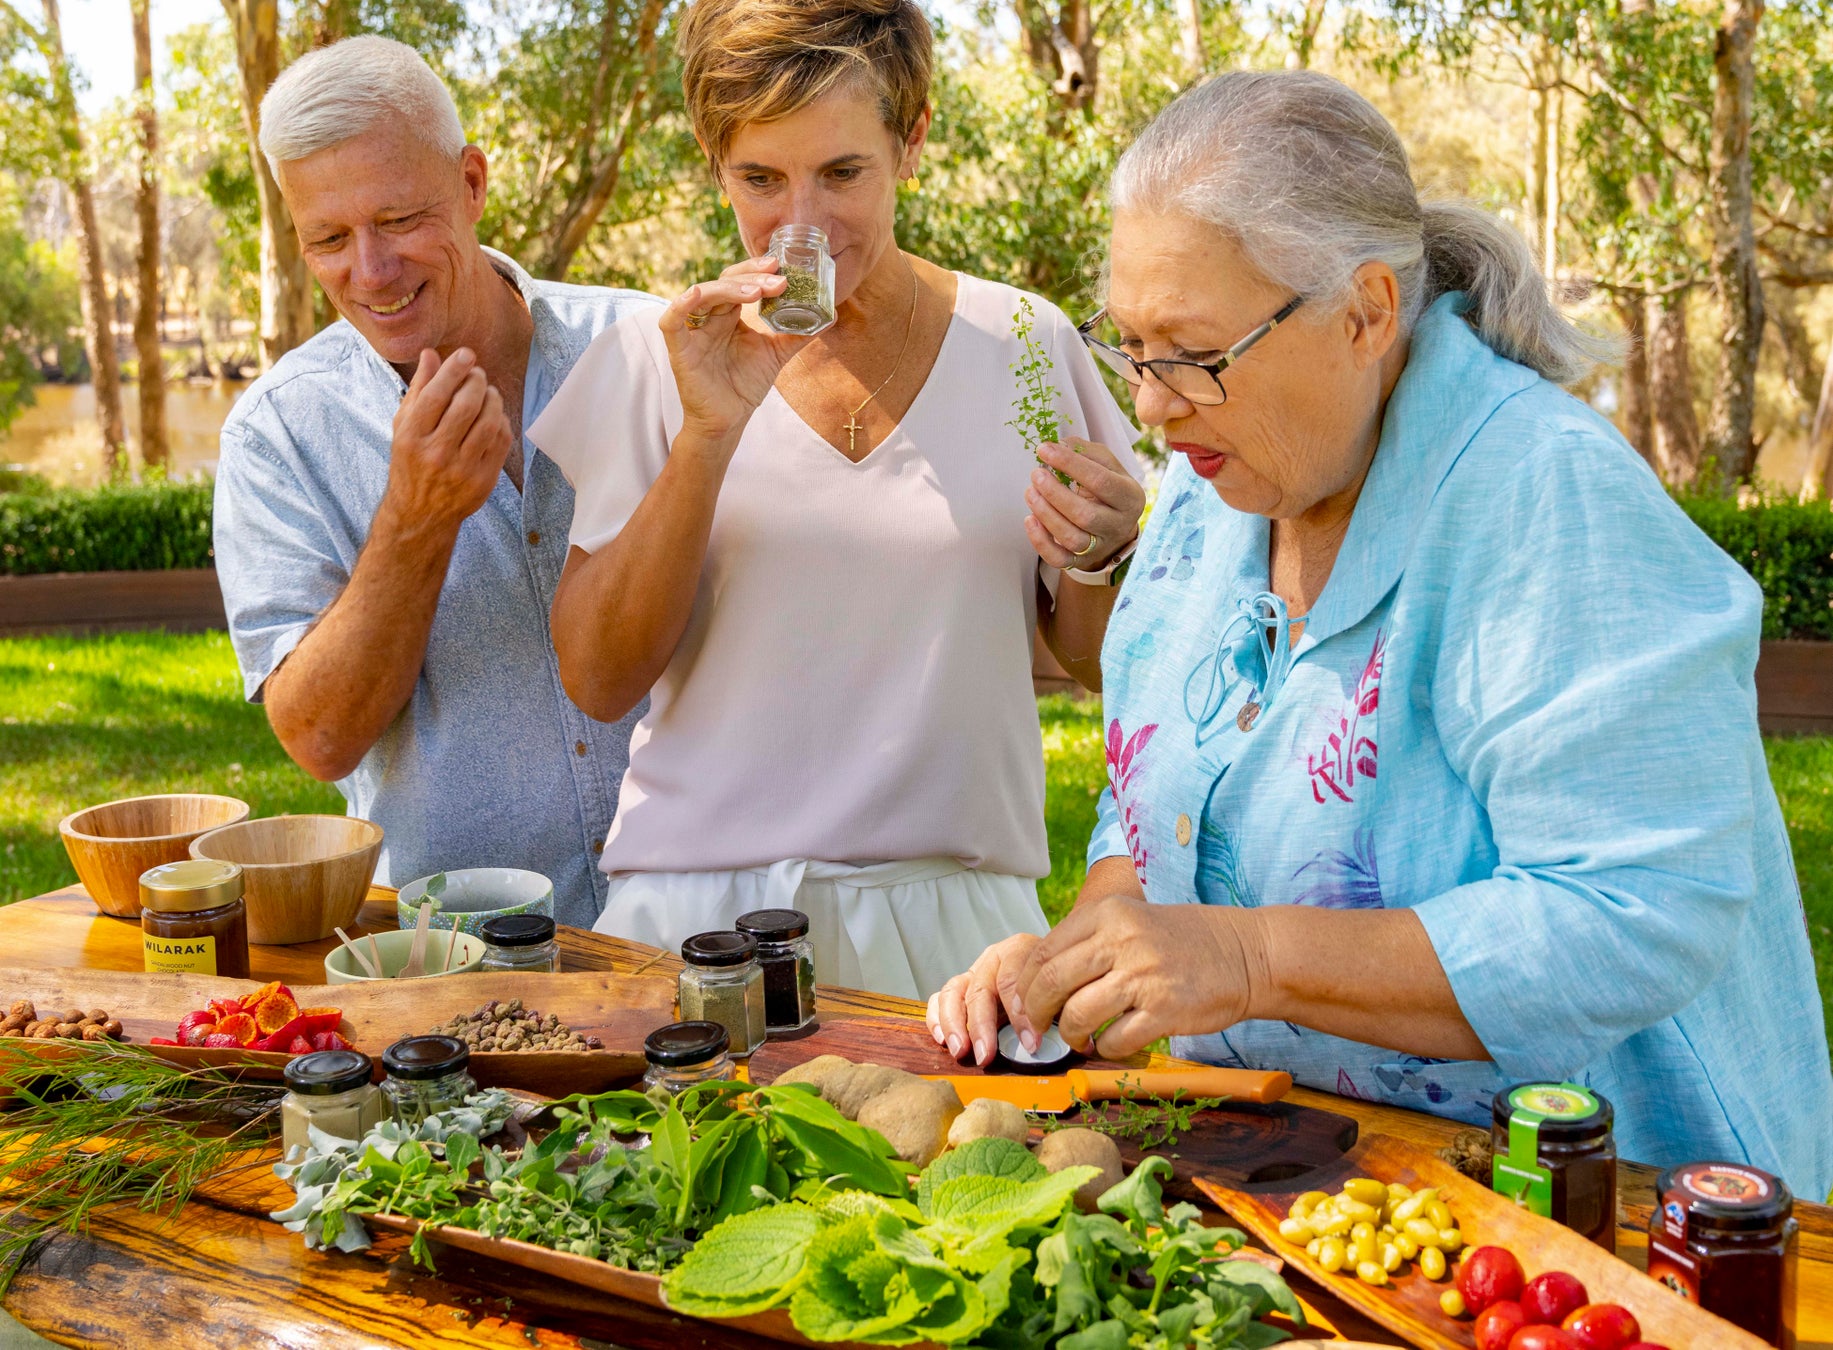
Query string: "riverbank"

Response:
xmin=0 ymin=380 xmax=247 ymax=487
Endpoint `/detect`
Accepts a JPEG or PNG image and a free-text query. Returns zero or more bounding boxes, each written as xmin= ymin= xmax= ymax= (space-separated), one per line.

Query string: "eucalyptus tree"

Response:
xmin=130 ymin=0 xmax=168 ymax=468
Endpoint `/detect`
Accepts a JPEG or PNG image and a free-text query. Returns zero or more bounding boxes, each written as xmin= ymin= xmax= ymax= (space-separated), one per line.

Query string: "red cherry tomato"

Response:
xmin=1456 ymin=1246 xmax=1527 ymax=1314
xmin=1475 ymin=1300 xmax=1529 ymax=1350
xmin=1509 ymin=1328 xmax=1583 ymax=1350
xmin=1522 ymin=1272 xmax=1590 ymax=1327
xmin=1562 ymin=1304 xmax=1642 ymax=1350
xmin=1620 ymin=1343 xmax=1673 ymax=1350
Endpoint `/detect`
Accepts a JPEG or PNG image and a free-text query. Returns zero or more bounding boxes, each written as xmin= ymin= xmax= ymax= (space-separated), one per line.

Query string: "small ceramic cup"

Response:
xmin=323 ymin=927 xmax=488 ymax=984
xmin=395 ymin=868 xmax=555 ymax=938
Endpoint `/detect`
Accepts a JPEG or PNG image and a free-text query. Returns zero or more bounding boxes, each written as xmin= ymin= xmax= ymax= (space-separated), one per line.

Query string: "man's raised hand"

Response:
xmin=385 ymin=348 xmax=514 ymax=533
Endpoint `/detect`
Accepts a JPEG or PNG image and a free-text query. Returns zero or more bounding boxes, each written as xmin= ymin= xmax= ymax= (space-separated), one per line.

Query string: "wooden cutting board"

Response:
xmin=0 ymin=965 xmax=676 ymax=1098
xmin=1196 ymin=1132 xmax=1773 ymax=1350
xmin=745 ymin=1013 xmax=1360 ymax=1200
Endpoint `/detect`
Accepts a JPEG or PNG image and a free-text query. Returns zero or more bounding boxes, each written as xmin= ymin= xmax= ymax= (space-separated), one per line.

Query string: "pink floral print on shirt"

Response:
xmin=1107 ymin=719 xmax=1159 ymax=882
xmin=1307 ymin=630 xmax=1386 ymax=805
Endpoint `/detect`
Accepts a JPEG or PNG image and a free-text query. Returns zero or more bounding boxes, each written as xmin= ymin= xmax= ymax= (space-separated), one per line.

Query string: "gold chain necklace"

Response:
xmin=841 ymin=258 xmax=921 ymax=456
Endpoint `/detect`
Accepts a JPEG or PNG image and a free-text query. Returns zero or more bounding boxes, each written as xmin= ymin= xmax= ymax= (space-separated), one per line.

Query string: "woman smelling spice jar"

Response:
xmin=139 ymin=859 xmax=250 ymax=978
xmin=1490 ymin=1082 xmax=1618 ymax=1251
xmin=280 ymin=1049 xmax=386 ymax=1157
xmin=1648 ymin=1162 xmax=1797 ymax=1347
xmin=677 ymin=931 xmax=767 ymax=1056
xmin=642 ymin=1021 xmax=734 ymax=1096
xmin=735 ymin=909 xmax=817 ymax=1033
xmin=380 ymin=1035 xmax=476 ymax=1127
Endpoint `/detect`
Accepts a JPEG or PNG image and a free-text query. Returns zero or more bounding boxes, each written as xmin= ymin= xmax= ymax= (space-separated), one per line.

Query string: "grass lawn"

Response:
xmin=4 ymin=636 xmax=1830 ymax=1058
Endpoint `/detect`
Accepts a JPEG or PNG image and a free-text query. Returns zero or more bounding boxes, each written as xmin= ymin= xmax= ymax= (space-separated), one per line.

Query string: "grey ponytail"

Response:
xmin=1110 ymin=70 xmax=1619 ymax=385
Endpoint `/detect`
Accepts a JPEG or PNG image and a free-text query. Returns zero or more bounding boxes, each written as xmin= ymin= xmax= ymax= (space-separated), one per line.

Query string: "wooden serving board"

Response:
xmin=746 ymin=1014 xmax=1360 ymax=1201
xmin=1196 ymin=1132 xmax=1772 ymax=1350
xmin=0 ymin=966 xmax=676 ymax=1098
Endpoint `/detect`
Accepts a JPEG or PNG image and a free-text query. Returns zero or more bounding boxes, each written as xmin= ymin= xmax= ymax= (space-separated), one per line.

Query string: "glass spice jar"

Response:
xmin=735 ymin=908 xmax=817 ymax=1033
xmin=678 ymin=931 xmax=767 ymax=1057
xmin=759 ymin=225 xmax=836 ymax=336
xmin=642 ymin=1021 xmax=733 ymax=1096
xmin=281 ymin=1049 xmax=386 ymax=1157
xmin=1647 ymin=1161 xmax=1797 ymax=1348
xmin=139 ymin=858 xmax=250 ymax=978
xmin=1491 ymin=1082 xmax=1618 ymax=1251
xmin=380 ymin=1035 xmax=476 ymax=1127
xmin=479 ymin=914 xmax=560 ymax=973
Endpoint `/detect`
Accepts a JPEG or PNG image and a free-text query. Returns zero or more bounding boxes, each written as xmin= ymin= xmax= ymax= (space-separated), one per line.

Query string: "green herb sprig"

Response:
xmin=0 ymin=1042 xmax=284 ymax=1294
xmin=1007 ymin=296 xmax=1075 ymax=485
xmin=1035 ymin=1082 xmax=1227 ymax=1151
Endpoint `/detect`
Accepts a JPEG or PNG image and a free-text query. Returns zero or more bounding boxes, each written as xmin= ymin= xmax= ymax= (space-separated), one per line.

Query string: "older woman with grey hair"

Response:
xmin=931 ymin=70 xmax=1833 ymax=1197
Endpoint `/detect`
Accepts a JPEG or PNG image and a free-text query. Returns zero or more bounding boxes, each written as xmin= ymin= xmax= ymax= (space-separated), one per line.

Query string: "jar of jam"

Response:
xmin=380 ymin=1035 xmax=476 ymax=1127
xmin=1648 ymin=1162 xmax=1796 ymax=1348
xmin=1490 ymin=1082 xmax=1617 ymax=1251
xmin=642 ymin=1021 xmax=733 ymax=1095
xmin=139 ymin=858 xmax=250 ymax=978
xmin=735 ymin=908 xmax=817 ymax=1033
xmin=479 ymin=914 xmax=560 ymax=973
xmin=677 ymin=931 xmax=766 ymax=1057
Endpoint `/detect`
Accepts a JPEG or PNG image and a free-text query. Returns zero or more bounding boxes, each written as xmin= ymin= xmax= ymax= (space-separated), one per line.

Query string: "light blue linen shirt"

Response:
xmin=1091 ymin=292 xmax=1833 ymax=1197
xmin=213 ymin=251 xmax=660 ymax=929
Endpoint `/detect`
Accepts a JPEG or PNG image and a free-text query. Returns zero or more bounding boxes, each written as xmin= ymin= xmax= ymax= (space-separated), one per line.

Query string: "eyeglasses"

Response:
xmin=1076 ymin=295 xmax=1304 ymax=406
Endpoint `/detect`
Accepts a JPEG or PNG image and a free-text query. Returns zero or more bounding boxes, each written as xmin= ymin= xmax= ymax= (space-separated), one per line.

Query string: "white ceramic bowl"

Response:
xmin=395 ymin=868 xmax=554 ymax=937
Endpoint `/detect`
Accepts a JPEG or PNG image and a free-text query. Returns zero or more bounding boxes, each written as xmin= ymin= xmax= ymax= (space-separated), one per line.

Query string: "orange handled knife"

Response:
xmin=925 ymin=1066 xmax=1291 ymax=1114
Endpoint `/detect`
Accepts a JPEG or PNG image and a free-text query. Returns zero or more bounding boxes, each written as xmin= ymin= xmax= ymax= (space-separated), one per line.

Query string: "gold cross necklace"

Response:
xmin=840 ymin=256 xmax=921 ymax=456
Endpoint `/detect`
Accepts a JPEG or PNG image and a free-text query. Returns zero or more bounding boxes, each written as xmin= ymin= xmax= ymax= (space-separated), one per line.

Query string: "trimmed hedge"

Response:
xmin=0 ymin=480 xmax=214 ymax=576
xmin=1677 ymin=493 xmax=1833 ymax=642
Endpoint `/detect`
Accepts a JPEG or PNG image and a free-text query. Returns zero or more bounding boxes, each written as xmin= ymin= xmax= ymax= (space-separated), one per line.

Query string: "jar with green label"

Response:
xmin=1490 ymin=1082 xmax=1617 ymax=1250
xmin=139 ymin=858 xmax=250 ymax=979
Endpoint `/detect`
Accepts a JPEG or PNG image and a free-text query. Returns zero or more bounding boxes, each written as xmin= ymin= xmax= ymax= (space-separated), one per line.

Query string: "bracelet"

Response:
xmin=1064 ymin=535 xmax=1139 ymax=587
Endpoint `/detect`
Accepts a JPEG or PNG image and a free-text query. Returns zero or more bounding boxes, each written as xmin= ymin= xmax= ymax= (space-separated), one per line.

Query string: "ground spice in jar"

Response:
xmin=759 ymin=225 xmax=836 ymax=335
xmin=677 ymin=931 xmax=766 ymax=1056
xmin=735 ymin=908 xmax=816 ymax=1033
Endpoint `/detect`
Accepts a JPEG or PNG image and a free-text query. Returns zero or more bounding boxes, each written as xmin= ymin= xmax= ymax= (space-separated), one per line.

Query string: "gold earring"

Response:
xmin=718 ymin=191 xmax=730 ymax=208
xmin=905 ymin=175 xmax=920 ymax=193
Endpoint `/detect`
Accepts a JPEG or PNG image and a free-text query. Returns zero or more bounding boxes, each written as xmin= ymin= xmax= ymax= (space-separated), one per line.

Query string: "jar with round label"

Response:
xmin=139 ymin=858 xmax=250 ymax=979
xmin=1490 ymin=1082 xmax=1617 ymax=1250
xmin=642 ymin=1021 xmax=733 ymax=1095
xmin=1647 ymin=1161 xmax=1796 ymax=1348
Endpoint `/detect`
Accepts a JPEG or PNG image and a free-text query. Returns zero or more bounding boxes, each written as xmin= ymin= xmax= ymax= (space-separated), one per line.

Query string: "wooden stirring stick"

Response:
xmin=403 ymin=900 xmax=433 ymax=978
xmin=334 ymin=927 xmax=381 ymax=978
xmin=443 ymin=922 xmax=461 ymax=973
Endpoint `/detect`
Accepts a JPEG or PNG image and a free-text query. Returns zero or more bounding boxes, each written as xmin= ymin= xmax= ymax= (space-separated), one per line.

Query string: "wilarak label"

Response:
xmin=143 ymin=933 xmax=218 ymax=975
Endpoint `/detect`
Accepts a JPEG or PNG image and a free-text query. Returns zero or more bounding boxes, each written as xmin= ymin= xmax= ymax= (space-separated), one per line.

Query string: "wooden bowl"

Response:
xmin=189 ymin=815 xmax=383 ymax=945
xmin=58 ymin=794 xmax=252 ymax=919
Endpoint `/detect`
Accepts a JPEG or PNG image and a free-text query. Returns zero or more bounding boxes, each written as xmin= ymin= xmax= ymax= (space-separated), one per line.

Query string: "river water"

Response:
xmin=1 ymin=382 xmax=248 ymax=486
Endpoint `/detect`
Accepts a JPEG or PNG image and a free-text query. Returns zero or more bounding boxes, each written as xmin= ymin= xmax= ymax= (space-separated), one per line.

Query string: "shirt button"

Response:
xmin=1236 ymin=702 xmax=1261 ymax=732
xmin=1176 ymin=813 xmax=1192 ymax=847
xmin=527 ymin=529 xmax=542 ymax=546
xmin=591 ymin=839 xmax=603 ymax=854
xmin=574 ymin=741 xmax=587 ymax=756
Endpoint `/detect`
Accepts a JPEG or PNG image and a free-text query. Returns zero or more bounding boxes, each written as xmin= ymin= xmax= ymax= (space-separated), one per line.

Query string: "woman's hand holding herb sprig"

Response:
xmin=1024 ymin=439 xmax=1144 ymax=571
xmin=663 ymin=257 xmax=806 ymax=448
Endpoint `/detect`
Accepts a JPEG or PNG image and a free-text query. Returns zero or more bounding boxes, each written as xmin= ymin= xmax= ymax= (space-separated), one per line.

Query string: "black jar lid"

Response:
xmin=1658 ymin=1162 xmax=1793 ymax=1232
xmin=645 ymin=1020 xmax=730 ymax=1067
xmin=1492 ymin=1082 xmax=1613 ymax=1142
xmin=381 ymin=1034 xmax=470 ymax=1081
xmin=284 ymin=1048 xmax=374 ymax=1096
xmin=681 ymin=931 xmax=757 ymax=967
xmin=735 ymin=909 xmax=810 ymax=943
xmin=480 ymin=914 xmax=556 ymax=948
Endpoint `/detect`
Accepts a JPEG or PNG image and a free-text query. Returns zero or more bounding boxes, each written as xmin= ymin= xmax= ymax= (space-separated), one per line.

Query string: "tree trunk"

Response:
xmin=131 ymin=0 xmax=168 ymax=471
xmin=1287 ymin=0 xmax=1327 ymax=69
xmin=1651 ymin=292 xmax=1704 ymax=486
xmin=1176 ymin=0 xmax=1203 ymax=71
xmin=40 ymin=0 xmax=126 ymax=476
xmin=221 ymin=0 xmax=314 ymax=368
xmin=1529 ymin=43 xmax=1561 ymax=281
xmin=1544 ymin=79 xmax=1561 ymax=282
xmin=1016 ymin=0 xmax=1098 ymax=115
xmin=528 ymin=0 xmax=671 ymax=280
xmin=1768 ymin=285 xmax=1822 ymax=415
xmin=1806 ymin=352 xmax=1833 ymax=501
xmin=1703 ymin=0 xmax=1765 ymax=485
xmin=1613 ymin=292 xmax=1655 ymax=465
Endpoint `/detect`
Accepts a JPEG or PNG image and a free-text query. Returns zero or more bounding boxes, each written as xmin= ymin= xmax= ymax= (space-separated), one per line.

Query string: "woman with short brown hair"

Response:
xmin=531 ymin=0 xmax=1145 ymax=998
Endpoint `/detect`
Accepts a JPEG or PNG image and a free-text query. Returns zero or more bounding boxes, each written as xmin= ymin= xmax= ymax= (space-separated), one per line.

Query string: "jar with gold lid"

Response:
xmin=140 ymin=858 xmax=250 ymax=978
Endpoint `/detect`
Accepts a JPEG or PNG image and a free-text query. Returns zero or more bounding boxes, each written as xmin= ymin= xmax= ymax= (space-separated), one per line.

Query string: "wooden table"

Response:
xmin=3 ymin=884 xmax=1829 ymax=1349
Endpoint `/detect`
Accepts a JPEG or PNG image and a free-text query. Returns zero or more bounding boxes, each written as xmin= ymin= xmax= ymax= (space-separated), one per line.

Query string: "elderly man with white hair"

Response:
xmin=212 ymin=37 xmax=658 ymax=928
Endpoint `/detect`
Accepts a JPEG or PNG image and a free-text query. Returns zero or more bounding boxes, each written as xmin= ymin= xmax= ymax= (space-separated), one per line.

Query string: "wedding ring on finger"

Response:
xmin=684 ymin=311 xmax=711 ymax=330
xmin=1074 ymin=531 xmax=1100 ymax=558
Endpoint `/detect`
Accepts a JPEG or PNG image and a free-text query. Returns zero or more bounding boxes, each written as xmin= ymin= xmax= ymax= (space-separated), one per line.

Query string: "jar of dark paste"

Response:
xmin=735 ymin=908 xmax=817 ymax=1033
xmin=677 ymin=931 xmax=766 ymax=1057
xmin=1490 ymin=1082 xmax=1617 ymax=1251
xmin=642 ymin=1021 xmax=733 ymax=1095
xmin=1647 ymin=1161 xmax=1796 ymax=1348
xmin=479 ymin=914 xmax=560 ymax=973
xmin=139 ymin=858 xmax=250 ymax=978
xmin=380 ymin=1035 xmax=475 ymax=1127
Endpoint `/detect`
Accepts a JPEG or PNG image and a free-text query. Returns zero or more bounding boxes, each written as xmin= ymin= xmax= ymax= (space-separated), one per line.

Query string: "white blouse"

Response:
xmin=529 ymin=272 xmax=1140 ymax=879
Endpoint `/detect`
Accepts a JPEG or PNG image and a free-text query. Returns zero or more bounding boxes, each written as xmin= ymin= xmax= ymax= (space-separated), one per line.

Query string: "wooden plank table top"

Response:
xmin=3 ymin=883 xmax=1829 ymax=1348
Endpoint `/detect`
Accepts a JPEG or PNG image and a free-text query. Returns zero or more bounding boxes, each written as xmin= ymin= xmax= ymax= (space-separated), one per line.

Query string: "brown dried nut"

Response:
xmin=60 ymin=1009 xmax=84 ymax=1026
xmin=54 ymin=1022 xmax=84 ymax=1037
xmin=30 ymin=1023 xmax=59 ymax=1038
xmin=8 ymin=1000 xmax=33 ymax=1021
xmin=101 ymin=1020 xmax=124 ymax=1039
xmin=0 ymin=1027 xmax=21 ymax=1038
xmin=81 ymin=1025 xmax=108 ymax=1042
xmin=0 ymin=1012 xmax=28 ymax=1034
xmin=85 ymin=1009 xmax=109 ymax=1024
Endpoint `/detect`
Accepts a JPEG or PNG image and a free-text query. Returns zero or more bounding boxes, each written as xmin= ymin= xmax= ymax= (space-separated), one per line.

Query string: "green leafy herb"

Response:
xmin=1007 ymin=296 xmax=1075 ymax=484
xmin=1036 ymin=1082 xmax=1227 ymax=1151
